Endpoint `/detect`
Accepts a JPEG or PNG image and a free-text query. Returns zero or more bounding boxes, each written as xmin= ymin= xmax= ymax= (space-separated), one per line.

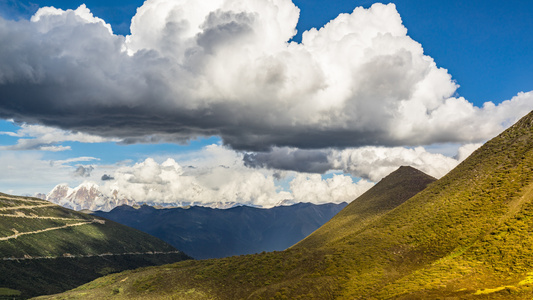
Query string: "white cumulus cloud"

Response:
xmin=329 ymin=144 xmax=482 ymax=181
xmin=97 ymin=145 xmax=375 ymax=207
xmin=290 ymin=174 xmax=374 ymax=205
xmin=0 ymin=140 xmax=483 ymax=206
xmin=0 ymin=1 xmax=530 ymax=150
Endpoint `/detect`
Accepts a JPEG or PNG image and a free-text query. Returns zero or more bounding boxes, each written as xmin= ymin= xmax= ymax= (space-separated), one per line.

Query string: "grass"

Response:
xmin=0 ymin=194 xmax=190 ymax=298
xmin=0 ymin=287 xmax=21 ymax=296
xmin=294 ymin=166 xmax=436 ymax=250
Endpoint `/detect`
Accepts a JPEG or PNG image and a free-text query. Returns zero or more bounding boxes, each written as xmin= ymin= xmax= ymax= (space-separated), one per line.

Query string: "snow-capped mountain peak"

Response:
xmin=44 ymin=182 xmax=136 ymax=212
xmin=46 ymin=183 xmax=73 ymax=201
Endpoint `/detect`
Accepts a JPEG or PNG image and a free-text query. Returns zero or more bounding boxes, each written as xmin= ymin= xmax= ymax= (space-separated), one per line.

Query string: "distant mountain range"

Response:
xmin=93 ymin=202 xmax=348 ymax=259
xmin=0 ymin=193 xmax=189 ymax=298
xmin=39 ymin=182 xmax=136 ymax=212
xmin=40 ymin=182 xmax=293 ymax=212
xmin=38 ymin=176 xmax=348 ymax=261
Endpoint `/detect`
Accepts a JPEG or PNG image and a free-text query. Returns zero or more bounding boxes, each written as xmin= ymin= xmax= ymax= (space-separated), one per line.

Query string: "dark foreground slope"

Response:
xmin=0 ymin=194 xmax=190 ymax=299
xmin=93 ymin=202 xmax=348 ymax=259
xmin=38 ymin=111 xmax=533 ymax=299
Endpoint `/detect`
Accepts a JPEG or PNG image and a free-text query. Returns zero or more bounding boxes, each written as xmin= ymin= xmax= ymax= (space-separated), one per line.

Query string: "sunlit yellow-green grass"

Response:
xmin=38 ymin=111 xmax=533 ymax=299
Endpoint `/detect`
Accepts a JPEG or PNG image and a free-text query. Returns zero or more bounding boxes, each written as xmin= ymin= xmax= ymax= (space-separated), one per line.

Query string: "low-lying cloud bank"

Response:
xmin=3 ymin=141 xmax=479 ymax=206
xmin=0 ymin=1 xmax=532 ymax=151
xmin=47 ymin=144 xmax=476 ymax=207
xmin=90 ymin=145 xmax=376 ymax=207
xmin=244 ymin=144 xmax=482 ymax=182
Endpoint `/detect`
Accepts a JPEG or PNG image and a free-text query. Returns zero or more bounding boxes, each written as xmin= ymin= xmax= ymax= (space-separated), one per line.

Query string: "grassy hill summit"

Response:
xmin=37 ymin=110 xmax=533 ymax=299
xmin=0 ymin=193 xmax=190 ymax=298
xmin=295 ymin=165 xmax=436 ymax=250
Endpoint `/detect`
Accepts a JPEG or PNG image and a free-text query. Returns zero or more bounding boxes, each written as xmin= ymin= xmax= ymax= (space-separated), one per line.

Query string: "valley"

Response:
xmin=93 ymin=202 xmax=348 ymax=259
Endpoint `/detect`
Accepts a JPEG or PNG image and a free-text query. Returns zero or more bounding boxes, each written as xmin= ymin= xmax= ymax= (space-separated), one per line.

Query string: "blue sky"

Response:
xmin=0 ymin=0 xmax=532 ymax=205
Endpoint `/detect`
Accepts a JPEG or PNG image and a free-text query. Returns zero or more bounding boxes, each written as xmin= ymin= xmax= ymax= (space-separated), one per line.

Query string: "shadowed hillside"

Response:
xmin=93 ymin=202 xmax=348 ymax=259
xmin=36 ymin=111 xmax=533 ymax=299
xmin=0 ymin=194 xmax=190 ymax=299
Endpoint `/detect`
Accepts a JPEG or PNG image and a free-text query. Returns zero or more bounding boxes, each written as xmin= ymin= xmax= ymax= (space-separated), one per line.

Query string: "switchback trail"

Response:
xmin=0 ymin=211 xmax=86 ymax=221
xmin=0 ymin=220 xmax=99 ymax=241
xmin=1 ymin=250 xmax=185 ymax=261
xmin=0 ymin=203 xmax=57 ymax=211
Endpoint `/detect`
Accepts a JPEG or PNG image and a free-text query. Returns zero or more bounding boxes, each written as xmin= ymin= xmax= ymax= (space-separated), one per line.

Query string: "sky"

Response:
xmin=0 ymin=0 xmax=532 ymax=207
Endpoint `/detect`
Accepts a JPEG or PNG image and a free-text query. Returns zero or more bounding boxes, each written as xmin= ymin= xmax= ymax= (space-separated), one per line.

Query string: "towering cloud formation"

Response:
xmin=0 ymin=1 xmax=531 ymax=151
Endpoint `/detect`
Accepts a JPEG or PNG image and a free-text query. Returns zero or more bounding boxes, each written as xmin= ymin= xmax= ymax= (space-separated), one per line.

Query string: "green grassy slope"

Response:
xmin=334 ymin=111 xmax=533 ymax=299
xmin=0 ymin=194 xmax=190 ymax=298
xmin=36 ymin=110 xmax=533 ymax=300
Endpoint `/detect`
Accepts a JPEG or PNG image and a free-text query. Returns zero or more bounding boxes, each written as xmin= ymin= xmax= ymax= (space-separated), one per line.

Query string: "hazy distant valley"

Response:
xmin=35 ymin=182 xmax=348 ymax=259
xmin=93 ymin=202 xmax=347 ymax=259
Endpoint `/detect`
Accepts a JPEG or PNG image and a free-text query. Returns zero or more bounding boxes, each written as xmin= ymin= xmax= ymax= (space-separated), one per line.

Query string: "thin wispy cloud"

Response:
xmin=0 ymin=123 xmax=118 ymax=151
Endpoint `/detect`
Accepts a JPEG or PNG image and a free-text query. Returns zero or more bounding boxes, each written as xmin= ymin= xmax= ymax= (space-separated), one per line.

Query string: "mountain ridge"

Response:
xmin=93 ymin=201 xmax=348 ymax=259
xmin=0 ymin=193 xmax=190 ymax=298
xmin=332 ymin=110 xmax=533 ymax=298
xmin=44 ymin=183 xmax=136 ymax=212
xmin=42 ymin=182 xmax=307 ymax=212
xmin=294 ymin=165 xmax=436 ymax=250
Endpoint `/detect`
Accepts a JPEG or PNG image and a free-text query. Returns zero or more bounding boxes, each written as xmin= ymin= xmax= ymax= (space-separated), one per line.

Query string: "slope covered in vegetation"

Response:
xmin=37 ymin=110 xmax=533 ymax=299
xmin=295 ymin=165 xmax=436 ymax=250
xmin=0 ymin=194 xmax=190 ymax=298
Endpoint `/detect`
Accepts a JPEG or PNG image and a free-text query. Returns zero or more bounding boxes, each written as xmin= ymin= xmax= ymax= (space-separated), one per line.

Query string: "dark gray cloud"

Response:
xmin=244 ymin=148 xmax=331 ymax=173
xmin=197 ymin=10 xmax=256 ymax=54
xmin=101 ymin=174 xmax=114 ymax=181
xmin=243 ymin=144 xmax=483 ymax=181
xmin=74 ymin=165 xmax=94 ymax=177
xmin=0 ymin=3 xmax=531 ymax=152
